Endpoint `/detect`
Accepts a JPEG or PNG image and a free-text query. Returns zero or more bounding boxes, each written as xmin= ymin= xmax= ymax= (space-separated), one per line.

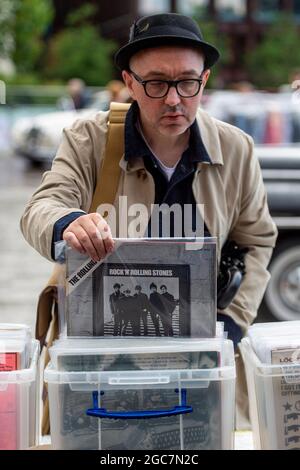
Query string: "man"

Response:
xmin=109 ymin=283 xmax=123 ymax=336
xmin=148 ymin=283 xmax=164 ymax=336
xmin=160 ymin=285 xmax=176 ymax=336
xmin=118 ymin=288 xmax=140 ymax=336
xmin=20 ymin=13 xmax=277 ymax=347
xmin=134 ymin=285 xmax=152 ymax=336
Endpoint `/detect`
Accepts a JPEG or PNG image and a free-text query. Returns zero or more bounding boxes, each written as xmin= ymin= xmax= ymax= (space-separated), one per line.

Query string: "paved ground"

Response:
xmin=0 ymin=151 xmax=51 ymax=334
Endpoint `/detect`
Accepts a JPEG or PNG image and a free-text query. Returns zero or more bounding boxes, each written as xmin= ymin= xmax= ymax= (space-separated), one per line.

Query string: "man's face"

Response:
xmin=161 ymin=286 xmax=167 ymax=294
xmin=122 ymin=46 xmax=210 ymax=138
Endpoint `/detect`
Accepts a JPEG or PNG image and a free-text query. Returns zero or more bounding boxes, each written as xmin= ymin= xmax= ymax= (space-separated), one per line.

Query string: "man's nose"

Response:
xmin=164 ymin=85 xmax=181 ymax=106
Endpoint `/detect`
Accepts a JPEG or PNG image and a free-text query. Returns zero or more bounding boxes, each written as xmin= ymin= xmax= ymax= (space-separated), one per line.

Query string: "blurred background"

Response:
xmin=1 ymin=0 xmax=300 ymax=333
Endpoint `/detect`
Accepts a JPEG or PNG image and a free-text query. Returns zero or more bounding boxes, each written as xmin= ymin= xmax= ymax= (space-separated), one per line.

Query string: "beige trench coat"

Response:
xmin=20 ymin=107 xmax=277 ymax=334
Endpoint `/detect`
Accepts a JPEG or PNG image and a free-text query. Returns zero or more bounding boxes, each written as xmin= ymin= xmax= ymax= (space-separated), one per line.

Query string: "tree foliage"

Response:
xmin=245 ymin=14 xmax=300 ymax=89
xmin=45 ymin=25 xmax=116 ymax=86
xmin=0 ymin=0 xmax=16 ymax=58
xmin=192 ymin=7 xmax=230 ymax=87
xmin=13 ymin=0 xmax=53 ymax=73
xmin=44 ymin=4 xmax=116 ymax=86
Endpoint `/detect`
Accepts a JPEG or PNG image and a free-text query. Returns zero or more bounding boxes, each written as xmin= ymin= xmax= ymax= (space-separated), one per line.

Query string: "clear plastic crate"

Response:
xmin=241 ymin=337 xmax=300 ymax=450
xmin=45 ymin=338 xmax=235 ymax=450
xmin=0 ymin=340 xmax=40 ymax=449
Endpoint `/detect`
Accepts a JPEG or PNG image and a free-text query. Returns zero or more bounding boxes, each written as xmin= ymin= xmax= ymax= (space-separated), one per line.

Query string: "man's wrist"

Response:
xmin=51 ymin=211 xmax=86 ymax=260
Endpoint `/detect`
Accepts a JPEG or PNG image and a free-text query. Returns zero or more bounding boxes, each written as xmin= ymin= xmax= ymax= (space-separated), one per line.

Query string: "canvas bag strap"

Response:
xmin=89 ymin=101 xmax=131 ymax=213
xmin=35 ymin=102 xmax=130 ymax=346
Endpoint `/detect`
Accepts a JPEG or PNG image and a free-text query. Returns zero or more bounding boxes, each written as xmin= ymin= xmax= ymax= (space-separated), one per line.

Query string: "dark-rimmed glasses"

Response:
xmin=129 ymin=70 xmax=204 ymax=98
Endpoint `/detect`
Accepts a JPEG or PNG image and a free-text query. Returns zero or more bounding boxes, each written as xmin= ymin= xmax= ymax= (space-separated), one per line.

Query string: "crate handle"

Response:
xmin=86 ymin=389 xmax=192 ymax=420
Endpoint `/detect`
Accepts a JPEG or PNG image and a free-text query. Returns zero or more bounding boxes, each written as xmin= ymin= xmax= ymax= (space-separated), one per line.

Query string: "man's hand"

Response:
xmin=63 ymin=213 xmax=114 ymax=261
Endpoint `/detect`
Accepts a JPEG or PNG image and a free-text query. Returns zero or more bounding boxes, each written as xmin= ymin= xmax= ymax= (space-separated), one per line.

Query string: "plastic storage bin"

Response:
xmin=45 ymin=338 xmax=235 ymax=450
xmin=0 ymin=340 xmax=40 ymax=449
xmin=241 ymin=337 xmax=300 ymax=450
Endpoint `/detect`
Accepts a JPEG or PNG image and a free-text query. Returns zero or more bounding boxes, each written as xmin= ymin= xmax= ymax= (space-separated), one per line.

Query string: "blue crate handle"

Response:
xmin=86 ymin=389 xmax=193 ymax=420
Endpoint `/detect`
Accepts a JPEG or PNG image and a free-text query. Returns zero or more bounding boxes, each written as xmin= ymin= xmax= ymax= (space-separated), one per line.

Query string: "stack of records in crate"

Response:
xmin=0 ymin=324 xmax=39 ymax=449
xmin=241 ymin=321 xmax=300 ymax=450
xmin=0 ymin=324 xmax=32 ymax=371
xmin=45 ymin=238 xmax=236 ymax=450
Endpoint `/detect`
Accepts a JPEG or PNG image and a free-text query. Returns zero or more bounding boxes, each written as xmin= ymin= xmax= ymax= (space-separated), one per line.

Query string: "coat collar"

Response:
xmin=195 ymin=108 xmax=224 ymax=166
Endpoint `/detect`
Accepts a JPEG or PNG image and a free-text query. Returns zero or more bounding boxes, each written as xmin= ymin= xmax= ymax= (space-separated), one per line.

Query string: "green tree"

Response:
xmin=193 ymin=8 xmax=230 ymax=88
xmin=0 ymin=0 xmax=15 ymax=59
xmin=13 ymin=0 xmax=53 ymax=73
xmin=245 ymin=14 xmax=300 ymax=89
xmin=45 ymin=4 xmax=116 ymax=86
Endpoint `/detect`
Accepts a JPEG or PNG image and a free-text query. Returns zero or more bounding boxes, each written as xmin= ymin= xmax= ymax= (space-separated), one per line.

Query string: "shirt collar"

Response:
xmin=124 ymin=101 xmax=211 ymax=164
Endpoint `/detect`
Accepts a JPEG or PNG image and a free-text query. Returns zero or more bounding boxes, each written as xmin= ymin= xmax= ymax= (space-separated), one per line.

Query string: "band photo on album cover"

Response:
xmin=92 ymin=263 xmax=190 ymax=337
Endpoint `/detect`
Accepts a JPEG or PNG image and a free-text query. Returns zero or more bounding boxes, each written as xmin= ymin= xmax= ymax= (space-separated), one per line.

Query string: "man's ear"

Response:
xmin=122 ymin=70 xmax=136 ymax=100
xmin=202 ymin=69 xmax=211 ymax=88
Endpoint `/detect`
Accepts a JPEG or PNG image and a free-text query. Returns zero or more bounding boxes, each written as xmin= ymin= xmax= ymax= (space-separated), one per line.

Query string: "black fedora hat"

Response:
xmin=115 ymin=13 xmax=220 ymax=71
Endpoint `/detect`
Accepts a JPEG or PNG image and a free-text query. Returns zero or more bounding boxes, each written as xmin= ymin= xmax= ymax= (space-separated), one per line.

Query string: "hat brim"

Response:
xmin=115 ymin=35 xmax=220 ymax=71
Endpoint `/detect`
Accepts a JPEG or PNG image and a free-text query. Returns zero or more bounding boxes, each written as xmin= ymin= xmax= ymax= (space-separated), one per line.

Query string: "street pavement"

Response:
xmin=0 ymin=151 xmax=51 ymax=333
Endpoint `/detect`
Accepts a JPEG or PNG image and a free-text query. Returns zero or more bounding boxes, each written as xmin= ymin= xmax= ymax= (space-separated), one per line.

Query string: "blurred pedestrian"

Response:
xmin=57 ymin=78 xmax=91 ymax=111
xmin=106 ymin=80 xmax=131 ymax=104
xmin=279 ymin=69 xmax=300 ymax=93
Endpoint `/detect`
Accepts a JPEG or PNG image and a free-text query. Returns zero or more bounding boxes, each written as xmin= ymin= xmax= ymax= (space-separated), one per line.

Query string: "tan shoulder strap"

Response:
xmin=38 ymin=102 xmax=130 ymax=436
xmin=89 ymin=101 xmax=131 ymax=213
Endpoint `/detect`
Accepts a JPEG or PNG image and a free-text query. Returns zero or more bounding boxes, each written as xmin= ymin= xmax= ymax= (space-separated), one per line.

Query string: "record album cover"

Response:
xmin=65 ymin=238 xmax=217 ymax=338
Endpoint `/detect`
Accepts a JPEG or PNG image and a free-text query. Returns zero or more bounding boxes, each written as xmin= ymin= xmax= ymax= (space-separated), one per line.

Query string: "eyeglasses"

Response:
xmin=129 ymin=70 xmax=204 ymax=99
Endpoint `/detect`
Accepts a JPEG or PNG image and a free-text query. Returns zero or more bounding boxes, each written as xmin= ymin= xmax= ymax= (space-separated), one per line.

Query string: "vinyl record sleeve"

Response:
xmin=0 ymin=352 xmax=19 ymax=449
xmin=270 ymin=348 xmax=300 ymax=450
xmin=64 ymin=238 xmax=217 ymax=338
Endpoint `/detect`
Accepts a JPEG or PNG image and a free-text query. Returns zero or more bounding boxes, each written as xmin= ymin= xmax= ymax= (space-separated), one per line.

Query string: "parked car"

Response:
xmin=204 ymin=91 xmax=300 ymax=322
xmin=11 ymin=91 xmax=110 ymax=164
xmin=257 ymin=145 xmax=300 ymax=322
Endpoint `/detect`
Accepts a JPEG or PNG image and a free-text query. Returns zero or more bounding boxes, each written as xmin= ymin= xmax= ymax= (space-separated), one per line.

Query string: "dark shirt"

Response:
xmin=125 ymin=102 xmax=211 ymax=238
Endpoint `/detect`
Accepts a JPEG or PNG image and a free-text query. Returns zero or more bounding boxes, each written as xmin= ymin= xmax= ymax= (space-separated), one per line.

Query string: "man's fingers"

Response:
xmin=96 ymin=220 xmax=115 ymax=253
xmin=91 ymin=213 xmax=115 ymax=253
xmin=78 ymin=218 xmax=108 ymax=260
xmin=62 ymin=213 xmax=115 ymax=261
xmin=66 ymin=226 xmax=100 ymax=261
xmin=63 ymin=231 xmax=86 ymax=254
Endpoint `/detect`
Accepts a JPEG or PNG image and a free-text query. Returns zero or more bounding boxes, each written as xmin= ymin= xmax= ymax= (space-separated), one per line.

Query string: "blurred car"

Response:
xmin=205 ymin=91 xmax=300 ymax=322
xmin=256 ymin=145 xmax=300 ymax=322
xmin=11 ymin=91 xmax=110 ymax=165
